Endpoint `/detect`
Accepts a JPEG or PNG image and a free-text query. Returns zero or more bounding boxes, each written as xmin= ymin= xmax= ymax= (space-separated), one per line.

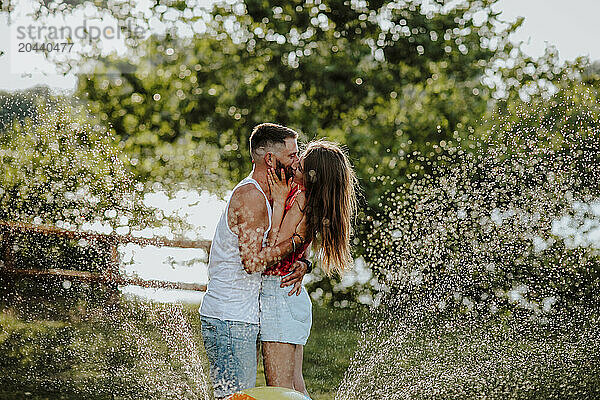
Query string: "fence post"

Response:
xmin=1 ymin=232 xmax=14 ymax=270
xmin=0 ymin=231 xmax=15 ymax=291
xmin=103 ymin=236 xmax=121 ymax=306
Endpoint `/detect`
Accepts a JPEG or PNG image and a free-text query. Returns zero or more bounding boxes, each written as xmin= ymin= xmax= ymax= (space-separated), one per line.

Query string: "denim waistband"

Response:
xmin=262 ymin=274 xmax=283 ymax=281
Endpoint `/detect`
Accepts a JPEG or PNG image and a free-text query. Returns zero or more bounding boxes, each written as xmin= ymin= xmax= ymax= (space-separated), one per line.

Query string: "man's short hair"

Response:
xmin=249 ymin=123 xmax=298 ymax=160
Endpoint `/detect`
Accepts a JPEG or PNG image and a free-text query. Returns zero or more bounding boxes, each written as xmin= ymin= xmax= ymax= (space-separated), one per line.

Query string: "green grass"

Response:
xmin=0 ymin=299 xmax=364 ymax=400
xmin=250 ymin=304 xmax=366 ymax=400
xmin=2 ymin=299 xmax=599 ymax=399
xmin=300 ymin=305 xmax=365 ymax=399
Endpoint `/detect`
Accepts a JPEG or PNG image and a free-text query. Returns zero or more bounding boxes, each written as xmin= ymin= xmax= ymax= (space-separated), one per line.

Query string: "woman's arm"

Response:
xmin=247 ymin=192 xmax=307 ymax=273
xmin=266 ymin=168 xmax=290 ymax=247
xmin=274 ymin=193 xmax=309 ymax=296
xmin=272 ymin=191 xmax=307 ymax=248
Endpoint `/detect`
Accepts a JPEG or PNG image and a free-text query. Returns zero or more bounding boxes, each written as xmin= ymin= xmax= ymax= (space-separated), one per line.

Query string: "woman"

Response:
xmin=260 ymin=140 xmax=359 ymax=396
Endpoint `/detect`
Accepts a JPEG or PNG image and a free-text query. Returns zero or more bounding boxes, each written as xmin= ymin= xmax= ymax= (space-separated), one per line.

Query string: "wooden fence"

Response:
xmin=0 ymin=220 xmax=211 ymax=292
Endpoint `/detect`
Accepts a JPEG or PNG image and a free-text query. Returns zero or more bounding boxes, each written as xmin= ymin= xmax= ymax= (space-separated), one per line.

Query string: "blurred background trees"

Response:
xmin=1 ymin=0 xmax=597 ymax=306
xmin=70 ymin=0 xmax=517 ymax=200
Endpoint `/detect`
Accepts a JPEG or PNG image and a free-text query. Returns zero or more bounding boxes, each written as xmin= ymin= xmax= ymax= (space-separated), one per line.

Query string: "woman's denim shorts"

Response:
xmin=259 ymin=275 xmax=312 ymax=345
xmin=200 ymin=316 xmax=259 ymax=398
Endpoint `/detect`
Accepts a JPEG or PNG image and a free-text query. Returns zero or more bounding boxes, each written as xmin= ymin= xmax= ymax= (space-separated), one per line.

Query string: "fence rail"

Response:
xmin=0 ymin=220 xmax=210 ymax=292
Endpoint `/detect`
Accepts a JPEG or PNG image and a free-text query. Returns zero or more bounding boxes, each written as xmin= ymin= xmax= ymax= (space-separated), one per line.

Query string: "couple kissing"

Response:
xmin=199 ymin=123 xmax=358 ymax=399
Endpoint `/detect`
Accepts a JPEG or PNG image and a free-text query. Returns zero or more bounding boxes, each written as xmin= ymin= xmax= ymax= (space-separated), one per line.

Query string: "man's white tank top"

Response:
xmin=199 ymin=174 xmax=272 ymax=324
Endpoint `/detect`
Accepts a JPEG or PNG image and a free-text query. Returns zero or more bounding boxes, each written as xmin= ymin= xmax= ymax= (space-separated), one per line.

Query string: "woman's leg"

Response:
xmin=261 ymin=341 xmax=296 ymax=388
xmin=292 ymin=345 xmax=309 ymax=396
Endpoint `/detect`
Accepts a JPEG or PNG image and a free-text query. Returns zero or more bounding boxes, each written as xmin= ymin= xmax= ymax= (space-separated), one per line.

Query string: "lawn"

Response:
xmin=2 ymin=298 xmax=599 ymax=399
xmin=183 ymin=302 xmax=367 ymax=400
xmin=0 ymin=298 xmax=366 ymax=400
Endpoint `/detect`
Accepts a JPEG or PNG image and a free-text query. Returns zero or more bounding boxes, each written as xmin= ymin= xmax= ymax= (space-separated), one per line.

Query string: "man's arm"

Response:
xmin=230 ymin=186 xmax=301 ymax=274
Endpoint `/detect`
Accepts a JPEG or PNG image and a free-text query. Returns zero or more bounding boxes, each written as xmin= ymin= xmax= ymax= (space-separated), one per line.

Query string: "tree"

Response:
xmin=0 ymin=90 xmax=159 ymax=232
xmin=0 ymin=90 xmax=166 ymax=304
xmin=69 ymin=1 xmax=519 ymax=203
xmin=4 ymin=0 xmax=589 ymax=305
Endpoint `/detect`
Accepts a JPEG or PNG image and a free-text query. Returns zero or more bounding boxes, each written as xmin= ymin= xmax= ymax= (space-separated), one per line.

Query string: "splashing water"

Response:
xmin=140 ymin=303 xmax=212 ymax=400
xmin=118 ymin=302 xmax=212 ymax=400
xmin=338 ymin=98 xmax=600 ymax=399
xmin=3 ymin=83 xmax=600 ymax=399
xmin=0 ymin=91 xmax=211 ymax=399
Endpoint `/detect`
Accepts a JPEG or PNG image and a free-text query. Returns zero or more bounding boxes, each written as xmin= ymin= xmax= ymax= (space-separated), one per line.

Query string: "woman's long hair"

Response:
xmin=302 ymin=140 xmax=359 ymax=276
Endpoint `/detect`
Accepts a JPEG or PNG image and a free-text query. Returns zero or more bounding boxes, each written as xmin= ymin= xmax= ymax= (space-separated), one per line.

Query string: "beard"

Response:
xmin=275 ymin=159 xmax=295 ymax=181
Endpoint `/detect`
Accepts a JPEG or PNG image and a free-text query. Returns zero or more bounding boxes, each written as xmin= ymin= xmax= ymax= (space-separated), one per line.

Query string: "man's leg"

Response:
xmin=229 ymin=320 xmax=260 ymax=392
xmin=201 ymin=317 xmax=259 ymax=399
xmin=201 ymin=316 xmax=229 ymax=399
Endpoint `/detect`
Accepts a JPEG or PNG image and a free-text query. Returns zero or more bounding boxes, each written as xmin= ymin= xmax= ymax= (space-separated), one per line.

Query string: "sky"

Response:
xmin=493 ymin=0 xmax=600 ymax=61
xmin=1 ymin=0 xmax=599 ymax=302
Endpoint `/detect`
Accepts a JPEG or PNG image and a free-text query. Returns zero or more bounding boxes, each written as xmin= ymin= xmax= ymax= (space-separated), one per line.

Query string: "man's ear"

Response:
xmin=264 ymin=152 xmax=274 ymax=168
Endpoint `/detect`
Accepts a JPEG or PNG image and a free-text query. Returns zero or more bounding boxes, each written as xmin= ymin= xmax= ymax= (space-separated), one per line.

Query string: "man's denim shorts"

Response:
xmin=259 ymin=275 xmax=312 ymax=345
xmin=200 ymin=315 xmax=259 ymax=398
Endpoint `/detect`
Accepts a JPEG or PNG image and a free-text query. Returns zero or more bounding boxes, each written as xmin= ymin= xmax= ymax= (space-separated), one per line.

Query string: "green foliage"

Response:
xmin=71 ymin=0 xmax=520 ymax=200
xmin=0 ymin=91 xmax=161 ymax=232
xmin=483 ymin=78 xmax=600 ymax=194
xmin=66 ymin=0 xmax=537 ymax=303
xmin=6 ymin=0 xmax=598 ymax=308
xmin=0 ymin=87 xmax=40 ymax=131
xmin=363 ymin=78 xmax=600 ymax=320
xmin=0 ymin=90 xmax=173 ymax=322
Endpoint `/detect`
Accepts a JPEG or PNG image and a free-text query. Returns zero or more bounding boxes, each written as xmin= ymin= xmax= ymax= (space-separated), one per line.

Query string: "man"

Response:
xmin=199 ymin=123 xmax=309 ymax=399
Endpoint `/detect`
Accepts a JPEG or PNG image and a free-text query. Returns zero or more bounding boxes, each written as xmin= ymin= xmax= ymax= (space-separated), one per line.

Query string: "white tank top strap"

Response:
xmin=245 ymin=177 xmax=272 ymax=233
xmin=227 ymin=174 xmax=272 ymax=246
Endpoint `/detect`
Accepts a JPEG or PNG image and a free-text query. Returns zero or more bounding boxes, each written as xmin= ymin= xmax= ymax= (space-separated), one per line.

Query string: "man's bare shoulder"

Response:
xmin=230 ymin=183 xmax=267 ymax=212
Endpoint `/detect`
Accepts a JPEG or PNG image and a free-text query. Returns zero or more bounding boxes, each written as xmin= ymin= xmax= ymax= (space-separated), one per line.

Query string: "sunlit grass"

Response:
xmin=2 ymin=298 xmax=599 ymax=399
xmin=0 ymin=298 xmax=364 ymax=400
